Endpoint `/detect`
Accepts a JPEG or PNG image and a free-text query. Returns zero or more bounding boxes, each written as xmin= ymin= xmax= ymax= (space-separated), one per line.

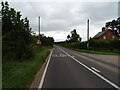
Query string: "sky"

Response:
xmin=1 ymin=0 xmax=119 ymax=42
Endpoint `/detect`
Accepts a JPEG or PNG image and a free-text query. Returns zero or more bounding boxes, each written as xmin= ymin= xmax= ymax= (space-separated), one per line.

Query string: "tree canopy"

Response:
xmin=67 ymin=29 xmax=81 ymax=42
xmin=2 ymin=1 xmax=54 ymax=60
xmin=2 ymin=1 xmax=33 ymax=60
xmin=105 ymin=17 xmax=120 ymax=34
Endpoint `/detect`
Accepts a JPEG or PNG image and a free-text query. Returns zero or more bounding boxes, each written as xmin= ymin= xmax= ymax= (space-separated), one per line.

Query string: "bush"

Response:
xmin=2 ymin=47 xmax=49 ymax=88
xmin=109 ymin=39 xmax=120 ymax=52
xmin=89 ymin=39 xmax=120 ymax=51
xmin=2 ymin=1 xmax=33 ymax=60
xmin=62 ymin=39 xmax=120 ymax=52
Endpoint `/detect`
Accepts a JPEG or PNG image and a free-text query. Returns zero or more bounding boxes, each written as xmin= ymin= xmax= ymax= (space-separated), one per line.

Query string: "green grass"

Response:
xmin=74 ymin=49 xmax=120 ymax=55
xmin=62 ymin=46 xmax=120 ymax=55
xmin=2 ymin=47 xmax=50 ymax=88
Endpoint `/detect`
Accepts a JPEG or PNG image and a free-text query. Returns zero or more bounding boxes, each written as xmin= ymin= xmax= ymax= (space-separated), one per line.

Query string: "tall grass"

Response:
xmin=2 ymin=47 xmax=49 ymax=88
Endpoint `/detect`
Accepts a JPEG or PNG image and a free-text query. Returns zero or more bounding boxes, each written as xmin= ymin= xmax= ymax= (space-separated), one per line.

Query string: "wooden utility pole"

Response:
xmin=38 ymin=16 xmax=40 ymax=40
xmin=87 ymin=19 xmax=89 ymax=50
xmin=36 ymin=16 xmax=41 ymax=46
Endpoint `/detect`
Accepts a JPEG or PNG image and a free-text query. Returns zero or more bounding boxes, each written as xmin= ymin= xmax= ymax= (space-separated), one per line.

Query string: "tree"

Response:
xmin=105 ymin=17 xmax=120 ymax=34
xmin=33 ymin=34 xmax=54 ymax=47
xmin=116 ymin=17 xmax=120 ymax=34
xmin=68 ymin=29 xmax=81 ymax=42
xmin=67 ymin=35 xmax=70 ymax=41
xmin=2 ymin=1 xmax=33 ymax=60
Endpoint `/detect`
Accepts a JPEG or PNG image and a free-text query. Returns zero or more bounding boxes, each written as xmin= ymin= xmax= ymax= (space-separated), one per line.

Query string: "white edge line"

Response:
xmin=38 ymin=48 xmax=53 ymax=89
xmin=58 ymin=47 xmax=120 ymax=89
xmin=91 ymin=67 xmax=101 ymax=73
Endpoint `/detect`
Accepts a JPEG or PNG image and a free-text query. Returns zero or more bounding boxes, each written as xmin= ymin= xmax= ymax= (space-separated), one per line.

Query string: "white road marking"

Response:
xmin=59 ymin=54 xmax=67 ymax=57
xmin=58 ymin=47 xmax=120 ymax=89
xmin=38 ymin=49 xmax=53 ymax=89
xmin=91 ymin=67 xmax=101 ymax=73
xmin=52 ymin=54 xmax=68 ymax=57
xmin=71 ymin=55 xmax=75 ymax=58
xmin=52 ymin=54 xmax=59 ymax=57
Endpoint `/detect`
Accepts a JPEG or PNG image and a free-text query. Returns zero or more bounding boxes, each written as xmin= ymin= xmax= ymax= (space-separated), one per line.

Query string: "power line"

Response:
xmin=29 ymin=3 xmax=42 ymax=45
xmin=28 ymin=2 xmax=41 ymax=37
xmin=29 ymin=2 xmax=39 ymax=16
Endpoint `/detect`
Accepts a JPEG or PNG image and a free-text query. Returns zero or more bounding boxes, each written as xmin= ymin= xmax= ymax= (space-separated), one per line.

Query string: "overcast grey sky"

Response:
xmin=4 ymin=0 xmax=119 ymax=42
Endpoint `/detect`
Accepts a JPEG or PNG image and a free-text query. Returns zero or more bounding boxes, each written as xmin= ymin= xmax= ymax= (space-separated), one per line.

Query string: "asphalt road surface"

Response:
xmin=39 ymin=45 xmax=120 ymax=89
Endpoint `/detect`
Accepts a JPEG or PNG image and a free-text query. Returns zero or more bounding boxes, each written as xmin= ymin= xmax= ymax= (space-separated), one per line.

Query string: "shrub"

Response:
xmin=2 ymin=2 xmax=33 ymax=60
xmin=62 ymin=39 xmax=120 ymax=52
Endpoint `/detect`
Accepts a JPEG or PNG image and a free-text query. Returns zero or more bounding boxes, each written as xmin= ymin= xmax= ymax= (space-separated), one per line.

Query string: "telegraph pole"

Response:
xmin=38 ymin=16 xmax=40 ymax=40
xmin=36 ymin=16 xmax=41 ymax=46
xmin=87 ymin=19 xmax=89 ymax=50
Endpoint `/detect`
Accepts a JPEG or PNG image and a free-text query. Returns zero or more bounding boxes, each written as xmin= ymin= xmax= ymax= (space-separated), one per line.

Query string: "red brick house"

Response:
xmin=93 ymin=27 xmax=120 ymax=40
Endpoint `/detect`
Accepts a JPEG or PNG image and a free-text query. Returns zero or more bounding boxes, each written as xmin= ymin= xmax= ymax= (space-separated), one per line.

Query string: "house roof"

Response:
xmin=93 ymin=29 xmax=120 ymax=39
xmin=93 ymin=30 xmax=107 ymax=39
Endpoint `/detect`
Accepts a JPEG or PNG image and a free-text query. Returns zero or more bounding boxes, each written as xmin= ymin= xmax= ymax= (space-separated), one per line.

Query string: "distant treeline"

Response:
xmin=57 ymin=39 xmax=120 ymax=52
xmin=2 ymin=1 xmax=54 ymax=60
xmin=32 ymin=34 xmax=54 ymax=47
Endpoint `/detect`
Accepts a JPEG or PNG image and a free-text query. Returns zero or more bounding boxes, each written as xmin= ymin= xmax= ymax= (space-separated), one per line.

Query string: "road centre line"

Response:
xmin=91 ymin=67 xmax=101 ymax=73
xmin=38 ymin=49 xmax=53 ymax=89
xmin=58 ymin=47 xmax=120 ymax=89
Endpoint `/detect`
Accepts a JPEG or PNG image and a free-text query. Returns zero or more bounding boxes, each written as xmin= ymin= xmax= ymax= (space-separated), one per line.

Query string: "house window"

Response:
xmin=103 ymin=36 xmax=106 ymax=39
xmin=112 ymin=36 xmax=115 ymax=39
xmin=108 ymin=33 xmax=110 ymax=36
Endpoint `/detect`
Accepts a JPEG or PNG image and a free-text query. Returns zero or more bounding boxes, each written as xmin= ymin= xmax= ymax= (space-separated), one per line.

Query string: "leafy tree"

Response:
xmin=40 ymin=34 xmax=54 ymax=46
xmin=106 ymin=17 xmax=120 ymax=34
xmin=33 ymin=34 xmax=54 ymax=47
xmin=67 ymin=35 xmax=70 ymax=41
xmin=2 ymin=1 xmax=33 ymax=60
xmin=67 ymin=29 xmax=81 ymax=42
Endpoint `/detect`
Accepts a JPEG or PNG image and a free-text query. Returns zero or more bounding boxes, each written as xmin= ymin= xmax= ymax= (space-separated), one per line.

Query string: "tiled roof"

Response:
xmin=93 ymin=30 xmax=120 ymax=39
xmin=93 ymin=30 xmax=107 ymax=39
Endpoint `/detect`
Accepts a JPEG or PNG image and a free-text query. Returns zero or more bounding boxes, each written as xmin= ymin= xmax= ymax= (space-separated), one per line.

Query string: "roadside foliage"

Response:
xmin=1 ymin=1 xmax=54 ymax=88
xmin=60 ymin=39 xmax=120 ymax=53
xmin=2 ymin=2 xmax=33 ymax=60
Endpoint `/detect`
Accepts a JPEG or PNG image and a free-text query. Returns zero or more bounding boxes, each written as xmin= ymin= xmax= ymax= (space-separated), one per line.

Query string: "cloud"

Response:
xmin=41 ymin=31 xmax=68 ymax=42
xmin=8 ymin=1 xmax=118 ymax=42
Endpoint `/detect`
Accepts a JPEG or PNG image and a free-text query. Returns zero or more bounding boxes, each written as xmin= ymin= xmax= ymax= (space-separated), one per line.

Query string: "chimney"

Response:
xmin=102 ymin=27 xmax=106 ymax=31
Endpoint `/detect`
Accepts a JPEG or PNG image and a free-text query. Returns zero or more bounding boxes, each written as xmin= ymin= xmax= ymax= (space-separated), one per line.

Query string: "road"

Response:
xmin=39 ymin=45 xmax=120 ymax=89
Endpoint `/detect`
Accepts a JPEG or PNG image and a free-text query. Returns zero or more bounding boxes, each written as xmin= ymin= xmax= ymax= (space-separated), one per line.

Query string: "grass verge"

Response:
xmin=61 ymin=46 xmax=120 ymax=55
xmin=2 ymin=47 xmax=50 ymax=88
xmin=74 ymin=49 xmax=120 ymax=55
